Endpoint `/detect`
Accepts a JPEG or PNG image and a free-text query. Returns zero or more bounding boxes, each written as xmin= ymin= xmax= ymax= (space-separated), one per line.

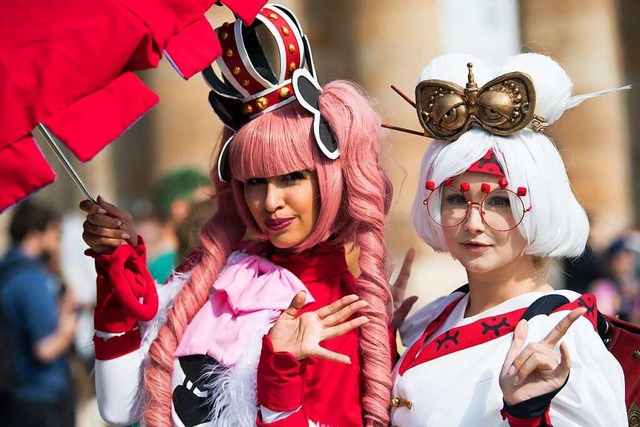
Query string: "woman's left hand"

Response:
xmin=268 ymin=292 xmax=369 ymax=363
xmin=499 ymin=307 xmax=586 ymax=405
xmin=391 ymin=248 xmax=419 ymax=332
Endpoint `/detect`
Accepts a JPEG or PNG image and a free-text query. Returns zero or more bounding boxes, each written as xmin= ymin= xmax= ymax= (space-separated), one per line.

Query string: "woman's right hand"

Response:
xmin=79 ymin=196 xmax=138 ymax=254
xmin=499 ymin=307 xmax=586 ymax=405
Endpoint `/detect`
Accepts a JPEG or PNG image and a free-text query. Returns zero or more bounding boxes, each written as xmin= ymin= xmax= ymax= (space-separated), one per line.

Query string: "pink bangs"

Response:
xmin=229 ymin=103 xmax=318 ymax=181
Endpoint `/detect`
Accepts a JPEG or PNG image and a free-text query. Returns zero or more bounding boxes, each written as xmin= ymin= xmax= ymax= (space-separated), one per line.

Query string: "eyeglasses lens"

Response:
xmin=426 ymin=187 xmax=525 ymax=231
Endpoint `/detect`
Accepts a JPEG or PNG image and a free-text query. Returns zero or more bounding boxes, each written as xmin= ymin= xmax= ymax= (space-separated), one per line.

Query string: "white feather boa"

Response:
xmin=133 ymin=256 xmax=325 ymax=427
xmin=197 ymin=315 xmax=272 ymax=426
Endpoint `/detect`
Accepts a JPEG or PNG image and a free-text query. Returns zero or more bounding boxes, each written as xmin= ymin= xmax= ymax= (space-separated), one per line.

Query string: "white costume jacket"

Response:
xmin=393 ymin=289 xmax=626 ymax=426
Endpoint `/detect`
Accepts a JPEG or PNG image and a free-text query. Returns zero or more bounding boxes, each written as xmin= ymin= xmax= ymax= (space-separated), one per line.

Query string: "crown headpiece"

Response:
xmin=203 ymin=4 xmax=337 ymax=181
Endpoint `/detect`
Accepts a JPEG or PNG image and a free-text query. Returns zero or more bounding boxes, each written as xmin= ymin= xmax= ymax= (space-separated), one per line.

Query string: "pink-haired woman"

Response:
xmin=79 ymin=5 xmax=396 ymax=427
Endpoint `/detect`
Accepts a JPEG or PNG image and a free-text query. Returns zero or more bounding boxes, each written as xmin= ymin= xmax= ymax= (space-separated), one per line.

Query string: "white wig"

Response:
xmin=411 ymin=53 xmax=598 ymax=258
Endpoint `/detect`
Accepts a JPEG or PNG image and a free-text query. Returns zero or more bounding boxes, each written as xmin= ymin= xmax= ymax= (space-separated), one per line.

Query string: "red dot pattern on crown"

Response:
xmin=216 ymin=5 xmax=303 ymax=104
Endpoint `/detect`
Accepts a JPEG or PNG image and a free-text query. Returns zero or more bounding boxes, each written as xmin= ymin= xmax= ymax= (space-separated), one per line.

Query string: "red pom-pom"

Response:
xmin=517 ymin=187 xmax=527 ymax=196
xmin=425 ymin=180 xmax=436 ymax=191
xmin=498 ymin=178 xmax=509 ymax=189
xmin=481 ymin=183 xmax=491 ymax=193
xmin=459 ymin=182 xmax=470 ymax=192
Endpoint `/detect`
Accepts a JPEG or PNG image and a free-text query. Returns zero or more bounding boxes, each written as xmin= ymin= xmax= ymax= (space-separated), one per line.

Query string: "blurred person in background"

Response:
xmin=176 ymin=197 xmax=217 ymax=262
xmin=624 ymin=228 xmax=640 ymax=287
xmin=0 ymin=200 xmax=78 ymax=427
xmin=147 ymin=168 xmax=210 ymax=283
xmin=560 ymin=212 xmax=604 ymax=294
xmin=589 ymin=237 xmax=640 ymax=323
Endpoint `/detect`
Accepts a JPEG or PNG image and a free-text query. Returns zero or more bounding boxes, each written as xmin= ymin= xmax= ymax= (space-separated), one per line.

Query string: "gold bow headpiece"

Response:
xmin=383 ymin=63 xmax=548 ymax=141
xmin=417 ymin=63 xmax=547 ymax=141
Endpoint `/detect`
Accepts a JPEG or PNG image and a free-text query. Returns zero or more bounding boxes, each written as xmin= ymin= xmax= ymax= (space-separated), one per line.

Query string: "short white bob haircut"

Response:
xmin=411 ymin=52 xmax=617 ymax=258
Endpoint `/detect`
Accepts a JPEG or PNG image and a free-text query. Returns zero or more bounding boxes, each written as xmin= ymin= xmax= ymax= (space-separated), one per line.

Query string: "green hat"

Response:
xmin=151 ymin=168 xmax=209 ymax=220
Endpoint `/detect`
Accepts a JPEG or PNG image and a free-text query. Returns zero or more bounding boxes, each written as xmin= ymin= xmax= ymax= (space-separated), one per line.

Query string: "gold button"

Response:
xmin=232 ymin=66 xmax=241 ymax=75
xmin=281 ymin=27 xmax=290 ymax=36
xmin=269 ymin=13 xmax=278 ymax=20
xmin=225 ymin=49 xmax=233 ymax=58
xmin=288 ymin=43 xmax=296 ymax=53
xmin=279 ymin=87 xmax=290 ymax=98
xmin=255 ymin=97 xmax=268 ymax=110
xmin=242 ymin=104 xmax=253 ymax=115
xmin=391 ymin=397 xmax=413 ymax=409
xmin=220 ymin=32 xmax=228 ymax=40
xmin=288 ymin=62 xmax=297 ymax=72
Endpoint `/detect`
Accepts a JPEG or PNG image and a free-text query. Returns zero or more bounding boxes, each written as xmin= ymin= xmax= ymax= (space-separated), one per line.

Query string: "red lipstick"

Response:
xmin=265 ymin=217 xmax=294 ymax=231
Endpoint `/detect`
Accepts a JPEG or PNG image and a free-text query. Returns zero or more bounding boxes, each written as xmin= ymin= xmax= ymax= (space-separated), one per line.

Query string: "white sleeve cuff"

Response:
xmin=260 ymin=405 xmax=302 ymax=423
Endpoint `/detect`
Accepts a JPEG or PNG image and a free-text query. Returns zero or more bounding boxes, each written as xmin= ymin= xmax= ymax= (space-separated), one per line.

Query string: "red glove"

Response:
xmin=257 ymin=335 xmax=306 ymax=412
xmin=87 ymin=238 xmax=159 ymax=359
xmin=256 ymin=335 xmax=310 ymax=426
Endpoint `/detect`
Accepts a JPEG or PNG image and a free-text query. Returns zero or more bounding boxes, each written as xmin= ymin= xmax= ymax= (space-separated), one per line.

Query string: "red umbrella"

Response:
xmin=0 ymin=0 xmax=266 ymax=212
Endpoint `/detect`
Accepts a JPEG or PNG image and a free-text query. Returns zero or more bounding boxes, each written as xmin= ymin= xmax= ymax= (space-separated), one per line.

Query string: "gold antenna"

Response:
xmin=381 ymin=123 xmax=426 ymax=137
xmin=390 ymin=85 xmax=416 ymax=108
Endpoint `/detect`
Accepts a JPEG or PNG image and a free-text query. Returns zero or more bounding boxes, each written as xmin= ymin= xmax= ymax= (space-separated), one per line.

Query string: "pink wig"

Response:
xmin=143 ymin=81 xmax=393 ymax=426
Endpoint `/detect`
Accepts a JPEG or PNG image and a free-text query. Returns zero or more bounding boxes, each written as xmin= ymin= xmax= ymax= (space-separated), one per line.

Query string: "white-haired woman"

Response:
xmin=391 ymin=53 xmax=627 ymax=426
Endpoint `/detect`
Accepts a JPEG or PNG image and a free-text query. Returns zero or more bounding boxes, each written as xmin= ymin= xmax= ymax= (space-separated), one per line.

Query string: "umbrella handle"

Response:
xmin=35 ymin=123 xmax=96 ymax=202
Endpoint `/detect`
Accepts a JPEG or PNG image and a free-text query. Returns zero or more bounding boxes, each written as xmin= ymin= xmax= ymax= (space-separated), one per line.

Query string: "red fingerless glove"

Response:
xmin=256 ymin=335 xmax=312 ymax=426
xmin=257 ymin=335 xmax=306 ymax=412
xmin=500 ymin=409 xmax=552 ymax=427
xmin=87 ymin=238 xmax=158 ymax=359
xmin=500 ymin=374 xmax=568 ymax=427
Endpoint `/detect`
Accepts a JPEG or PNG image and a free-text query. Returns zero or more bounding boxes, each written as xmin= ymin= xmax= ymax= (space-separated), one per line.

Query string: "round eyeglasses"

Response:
xmin=424 ymin=186 xmax=532 ymax=232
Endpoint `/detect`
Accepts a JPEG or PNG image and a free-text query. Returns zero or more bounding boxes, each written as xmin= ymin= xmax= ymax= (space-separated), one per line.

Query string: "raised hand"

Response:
xmin=268 ymin=292 xmax=369 ymax=363
xmin=391 ymin=248 xmax=419 ymax=332
xmin=499 ymin=307 xmax=587 ymax=405
xmin=79 ymin=196 xmax=137 ymax=254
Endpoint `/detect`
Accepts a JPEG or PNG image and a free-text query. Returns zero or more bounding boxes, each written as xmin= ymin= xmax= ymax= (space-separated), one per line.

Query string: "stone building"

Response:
xmin=2 ymin=0 xmax=638 ymax=304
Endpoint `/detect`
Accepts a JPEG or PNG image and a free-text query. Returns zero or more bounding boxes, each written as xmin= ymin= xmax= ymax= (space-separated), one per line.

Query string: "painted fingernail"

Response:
xmin=513 ymin=375 xmax=520 ymax=385
xmin=122 ymin=233 xmax=131 ymax=240
xmin=98 ymin=209 xmax=107 ymax=214
xmin=117 ymin=220 xmax=122 ymax=227
xmin=507 ymin=366 xmax=516 ymax=376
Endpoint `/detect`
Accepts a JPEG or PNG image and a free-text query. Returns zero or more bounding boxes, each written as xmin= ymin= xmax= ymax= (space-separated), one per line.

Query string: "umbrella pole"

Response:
xmin=35 ymin=123 xmax=96 ymax=203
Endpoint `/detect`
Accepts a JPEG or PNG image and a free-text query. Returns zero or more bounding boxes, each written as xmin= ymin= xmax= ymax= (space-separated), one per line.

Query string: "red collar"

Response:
xmin=269 ymin=244 xmax=348 ymax=284
xmin=398 ymin=293 xmax=598 ymax=376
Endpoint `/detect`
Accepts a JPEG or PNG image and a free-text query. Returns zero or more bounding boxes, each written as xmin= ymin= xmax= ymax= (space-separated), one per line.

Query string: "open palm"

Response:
xmin=268 ymin=292 xmax=369 ymax=364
